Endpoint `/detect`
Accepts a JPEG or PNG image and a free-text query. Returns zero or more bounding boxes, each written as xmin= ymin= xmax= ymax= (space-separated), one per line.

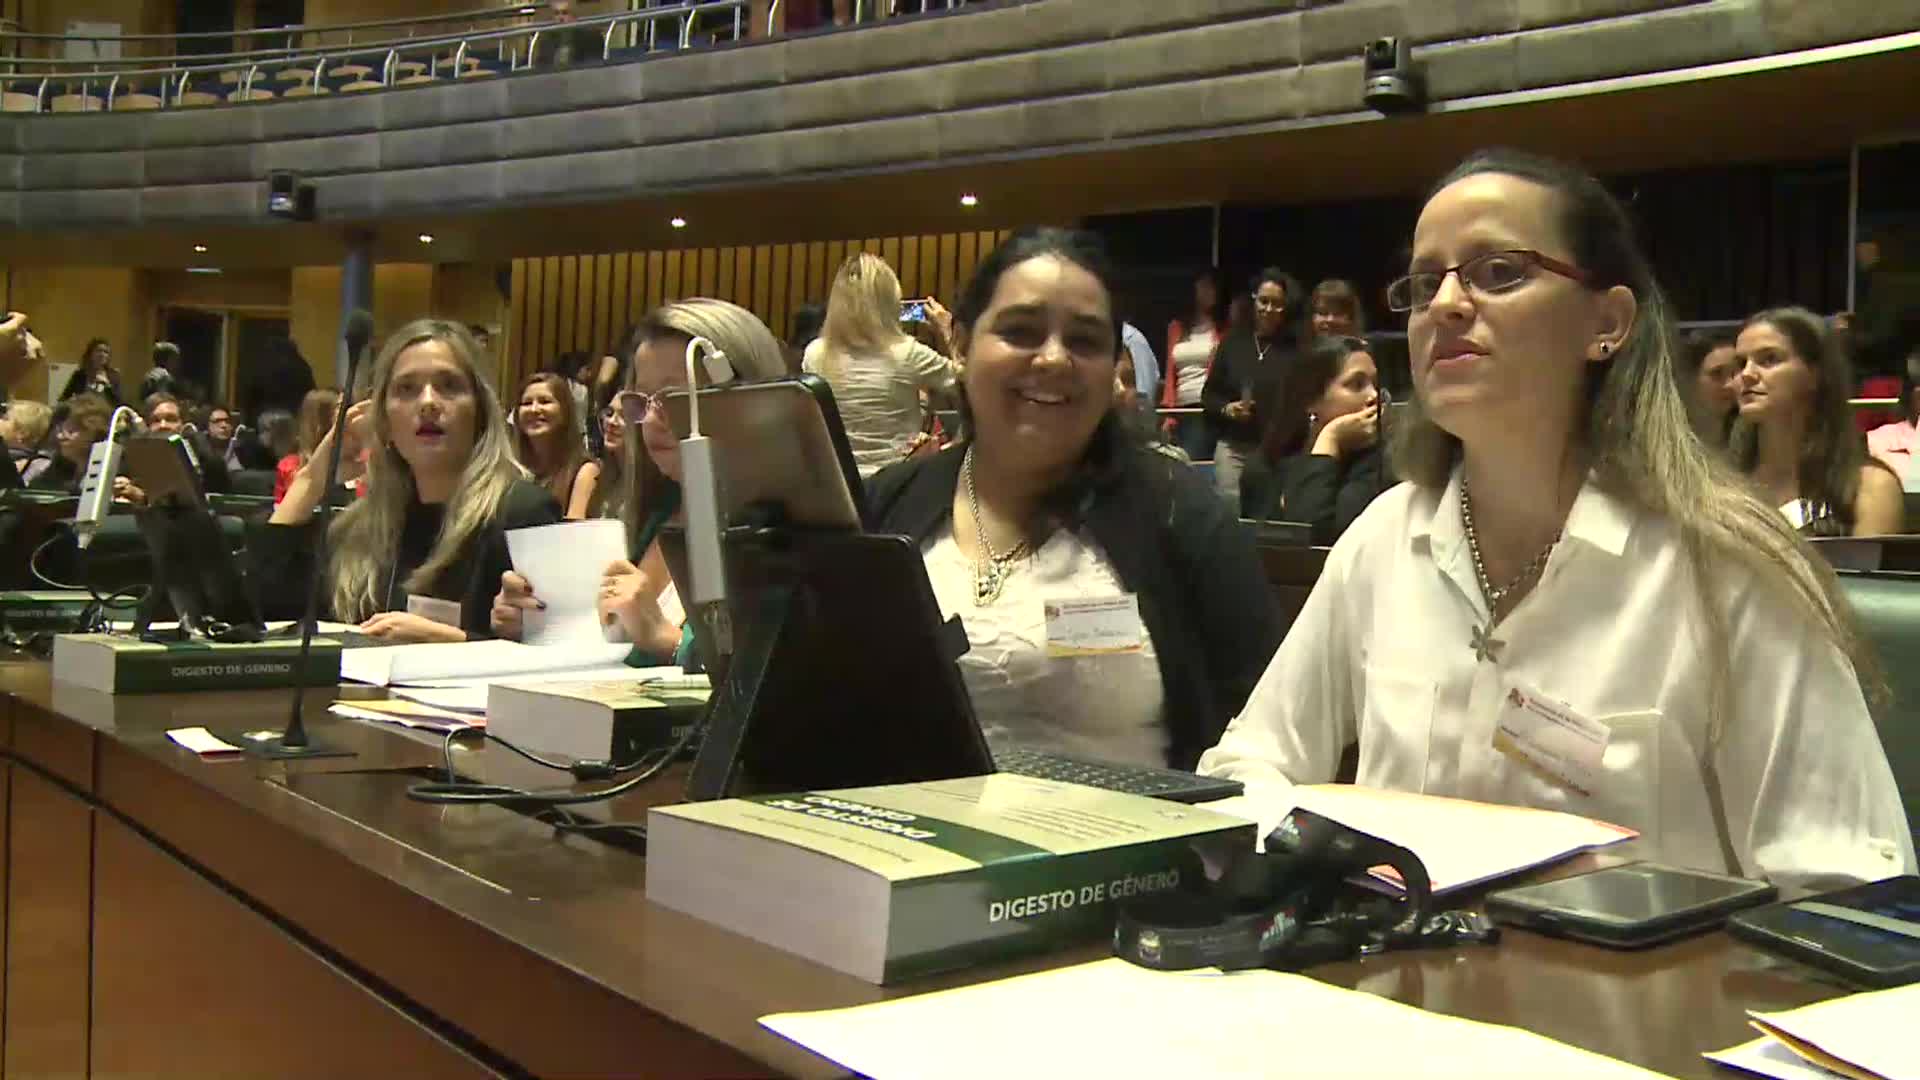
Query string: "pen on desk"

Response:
xmin=642 ymin=676 xmax=711 ymax=691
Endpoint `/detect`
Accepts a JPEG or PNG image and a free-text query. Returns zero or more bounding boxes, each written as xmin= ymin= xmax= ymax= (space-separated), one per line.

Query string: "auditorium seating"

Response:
xmin=1836 ymin=571 xmax=1920 ymax=846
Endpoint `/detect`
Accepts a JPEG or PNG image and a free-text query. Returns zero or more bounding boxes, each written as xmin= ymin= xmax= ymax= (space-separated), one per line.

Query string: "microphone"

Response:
xmin=254 ymin=309 xmax=374 ymax=760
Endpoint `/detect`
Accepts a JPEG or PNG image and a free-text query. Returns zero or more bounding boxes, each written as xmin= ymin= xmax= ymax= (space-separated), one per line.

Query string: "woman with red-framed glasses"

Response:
xmin=1201 ymin=148 xmax=1913 ymax=889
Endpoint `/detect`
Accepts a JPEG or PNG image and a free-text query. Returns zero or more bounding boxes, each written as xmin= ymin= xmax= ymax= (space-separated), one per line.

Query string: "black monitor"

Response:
xmin=121 ymin=434 xmax=264 ymax=642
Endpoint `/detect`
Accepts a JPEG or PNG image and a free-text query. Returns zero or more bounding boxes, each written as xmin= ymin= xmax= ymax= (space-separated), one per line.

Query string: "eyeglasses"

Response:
xmin=1387 ymin=249 xmax=1591 ymax=312
xmin=613 ymin=390 xmax=665 ymax=426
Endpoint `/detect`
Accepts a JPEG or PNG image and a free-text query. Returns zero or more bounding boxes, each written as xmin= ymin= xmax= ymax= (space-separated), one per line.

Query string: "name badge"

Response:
xmin=1044 ymin=595 xmax=1145 ymax=657
xmin=1492 ymin=681 xmax=1610 ymax=796
xmin=406 ymin=593 xmax=463 ymax=629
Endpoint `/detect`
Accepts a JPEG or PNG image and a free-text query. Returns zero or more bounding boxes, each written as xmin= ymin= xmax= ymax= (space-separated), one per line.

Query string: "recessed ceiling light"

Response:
xmin=959 ymin=193 xmax=979 ymax=208
xmin=670 ymin=216 xmax=688 ymax=229
xmin=417 ymin=233 xmax=435 ymax=244
xmin=186 ymin=267 xmax=222 ymax=275
xmin=192 ymin=244 xmax=208 ymax=253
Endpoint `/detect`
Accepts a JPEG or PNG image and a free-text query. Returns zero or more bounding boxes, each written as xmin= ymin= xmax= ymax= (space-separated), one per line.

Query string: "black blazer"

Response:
xmin=1240 ymin=445 xmax=1392 ymax=547
xmin=864 ymin=442 xmax=1283 ymax=769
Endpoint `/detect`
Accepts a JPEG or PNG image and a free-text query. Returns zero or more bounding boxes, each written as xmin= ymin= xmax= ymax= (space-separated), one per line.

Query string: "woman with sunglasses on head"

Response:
xmin=1239 ymin=335 xmax=1390 ymax=545
xmin=865 ymin=227 xmax=1281 ymax=770
xmin=252 ymin=320 xmax=561 ymax=643
xmin=1200 ymin=150 xmax=1913 ymax=888
xmin=1730 ymin=307 xmax=1902 ymax=536
xmin=1202 ymin=268 xmax=1308 ymax=511
xmin=490 ymin=300 xmax=788 ymax=661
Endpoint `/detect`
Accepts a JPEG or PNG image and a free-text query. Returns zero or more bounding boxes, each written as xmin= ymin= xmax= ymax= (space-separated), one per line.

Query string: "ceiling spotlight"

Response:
xmin=959 ymin=193 xmax=979 ymax=208
xmin=669 ymin=216 xmax=688 ymax=229
xmin=417 ymin=233 xmax=435 ymax=244
xmin=192 ymin=244 xmax=208 ymax=253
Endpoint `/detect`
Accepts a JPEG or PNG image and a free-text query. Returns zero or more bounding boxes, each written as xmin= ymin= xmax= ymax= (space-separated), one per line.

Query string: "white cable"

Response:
xmin=683 ymin=335 xmax=712 ymax=437
xmin=105 ymin=405 xmax=140 ymax=442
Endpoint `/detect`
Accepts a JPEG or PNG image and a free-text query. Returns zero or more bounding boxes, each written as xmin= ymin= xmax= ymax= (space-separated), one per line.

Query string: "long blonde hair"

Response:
xmin=327 ymin=320 xmax=522 ymax=622
xmin=1393 ymin=150 xmax=1882 ymax=736
xmin=815 ymin=253 xmax=907 ymax=380
xmin=619 ymin=299 xmax=786 ymax=550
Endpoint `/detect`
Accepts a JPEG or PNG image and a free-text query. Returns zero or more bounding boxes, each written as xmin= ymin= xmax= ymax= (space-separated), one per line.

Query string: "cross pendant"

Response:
xmin=1471 ymin=625 xmax=1504 ymax=664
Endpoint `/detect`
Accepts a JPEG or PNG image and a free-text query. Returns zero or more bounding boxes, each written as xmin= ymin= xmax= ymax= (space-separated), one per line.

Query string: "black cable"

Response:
xmin=406 ymin=717 xmax=701 ymax=808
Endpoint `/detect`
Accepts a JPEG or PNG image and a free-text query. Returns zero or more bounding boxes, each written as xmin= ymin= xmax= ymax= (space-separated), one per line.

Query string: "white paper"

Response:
xmin=1198 ymin=784 xmax=1636 ymax=894
xmin=328 ymin=702 xmax=474 ymax=735
xmin=166 ymin=726 xmax=242 ymax=755
xmin=1748 ymin=985 xmax=1920 ymax=1080
xmin=762 ymin=959 xmax=1665 ymax=1080
xmin=505 ymin=519 xmax=629 ymax=647
xmin=339 ymin=638 xmax=633 ymax=687
xmin=389 ymin=664 xmax=686 ymax=713
xmin=1703 ymin=1037 xmax=1848 ymax=1080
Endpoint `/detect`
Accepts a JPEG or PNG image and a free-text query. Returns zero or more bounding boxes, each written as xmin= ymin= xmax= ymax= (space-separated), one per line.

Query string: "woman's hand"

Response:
xmin=358 ymin=611 xmax=467 ymax=643
xmin=1312 ymin=404 xmax=1380 ymax=460
xmin=490 ymin=570 xmax=542 ymax=641
xmin=923 ymin=296 xmax=955 ymax=343
xmin=597 ymin=559 xmax=679 ymax=657
xmin=112 ymin=476 xmax=147 ymax=505
xmin=303 ymin=399 xmax=373 ymax=486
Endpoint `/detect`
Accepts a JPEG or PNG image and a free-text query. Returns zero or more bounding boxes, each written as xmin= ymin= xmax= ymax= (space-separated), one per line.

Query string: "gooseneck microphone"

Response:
xmin=253 ymin=309 xmax=374 ymax=760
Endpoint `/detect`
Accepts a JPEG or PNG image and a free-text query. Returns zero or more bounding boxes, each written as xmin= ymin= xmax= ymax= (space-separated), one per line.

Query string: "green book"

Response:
xmin=487 ymin=676 xmax=711 ymax=764
xmin=51 ymin=633 xmax=343 ymax=694
xmin=0 ymin=591 xmax=95 ymax=637
xmin=646 ymin=774 xmax=1254 ymax=984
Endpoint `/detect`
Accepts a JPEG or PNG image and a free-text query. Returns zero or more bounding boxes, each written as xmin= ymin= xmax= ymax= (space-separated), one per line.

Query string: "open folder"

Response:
xmin=1706 ymin=984 xmax=1920 ymax=1080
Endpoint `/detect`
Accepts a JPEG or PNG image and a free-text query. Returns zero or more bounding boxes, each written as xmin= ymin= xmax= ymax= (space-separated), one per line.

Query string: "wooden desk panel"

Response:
xmin=4 ymin=766 xmax=93 ymax=1079
xmin=10 ymin=696 xmax=95 ymax=792
xmin=90 ymin=814 xmax=500 ymax=1080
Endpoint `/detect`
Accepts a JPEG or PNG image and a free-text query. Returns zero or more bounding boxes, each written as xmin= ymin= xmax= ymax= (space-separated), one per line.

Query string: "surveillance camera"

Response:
xmin=1361 ymin=36 xmax=1425 ymax=114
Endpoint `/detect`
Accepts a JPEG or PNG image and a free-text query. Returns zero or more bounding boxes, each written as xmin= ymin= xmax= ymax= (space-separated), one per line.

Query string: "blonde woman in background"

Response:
xmin=803 ymin=253 xmax=956 ymax=478
xmin=492 ymin=299 xmax=787 ymax=663
xmin=254 ymin=320 xmax=560 ymax=642
xmin=511 ymin=370 xmax=593 ymax=514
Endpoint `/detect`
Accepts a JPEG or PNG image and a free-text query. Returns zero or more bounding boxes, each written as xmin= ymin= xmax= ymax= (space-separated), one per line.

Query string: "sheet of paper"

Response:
xmin=329 ymin=700 xmax=478 ymax=734
xmin=505 ymin=519 xmax=628 ymax=647
xmin=1198 ymin=784 xmax=1636 ymax=894
xmin=338 ymin=639 xmax=633 ymax=686
xmin=388 ymin=664 xmax=686 ymax=712
xmin=1704 ymin=1037 xmax=1849 ymax=1080
xmin=166 ymin=726 xmax=242 ymax=756
xmin=1747 ymin=985 xmax=1920 ymax=1080
xmin=762 ymin=959 xmax=1665 ymax=1080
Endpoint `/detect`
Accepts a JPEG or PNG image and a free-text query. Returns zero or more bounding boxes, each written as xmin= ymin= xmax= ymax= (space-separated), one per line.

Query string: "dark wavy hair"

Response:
xmin=1261 ymin=335 xmax=1369 ymax=462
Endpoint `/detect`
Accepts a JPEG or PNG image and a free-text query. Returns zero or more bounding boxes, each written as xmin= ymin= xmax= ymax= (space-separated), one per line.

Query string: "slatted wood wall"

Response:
xmin=505 ymin=230 xmax=1014 ymax=387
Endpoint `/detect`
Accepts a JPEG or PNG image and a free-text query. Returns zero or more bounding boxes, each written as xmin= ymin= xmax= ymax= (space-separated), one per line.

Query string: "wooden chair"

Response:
xmin=391 ymin=60 xmax=427 ymax=77
xmin=110 ymin=93 xmax=163 ymax=111
xmin=49 ymin=93 xmax=104 ymax=113
xmin=433 ymin=53 xmax=484 ymax=72
xmin=227 ymin=87 xmax=276 ymax=103
xmin=393 ymin=73 xmax=440 ymax=86
xmin=219 ymin=69 xmax=243 ymax=85
xmin=456 ymin=66 xmax=499 ymax=79
xmin=175 ymin=90 xmax=221 ymax=107
xmin=282 ymin=83 xmax=330 ymax=98
xmin=338 ymin=79 xmax=385 ymax=94
xmin=0 ymin=91 xmax=38 ymax=113
xmin=276 ymin=66 xmax=317 ymax=85
xmin=331 ymin=63 xmax=375 ymax=81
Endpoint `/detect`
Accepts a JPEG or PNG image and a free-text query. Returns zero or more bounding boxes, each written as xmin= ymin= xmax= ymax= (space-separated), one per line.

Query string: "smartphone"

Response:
xmin=1485 ymin=862 xmax=1776 ymax=948
xmin=900 ymin=300 xmax=928 ymax=323
xmin=1729 ymin=875 xmax=1920 ymax=987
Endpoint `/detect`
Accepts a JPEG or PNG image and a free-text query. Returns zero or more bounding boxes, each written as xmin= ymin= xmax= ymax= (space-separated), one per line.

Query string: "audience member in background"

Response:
xmin=491 ymin=300 xmax=789 ymax=661
xmin=236 ymin=408 xmax=295 ymax=472
xmin=1866 ymin=348 xmax=1920 ymax=490
xmin=555 ymin=351 xmax=594 ymax=435
xmin=787 ymin=303 xmax=826 ymax=373
xmin=254 ymin=321 xmax=559 ymax=642
xmin=0 ymin=312 xmax=44 ymax=406
xmin=865 ymin=228 xmax=1281 ymax=770
xmin=1204 ymin=268 xmax=1308 ymax=510
xmin=1679 ymin=327 xmax=1740 ymax=447
xmin=1731 ymin=306 xmax=1902 ymax=536
xmin=243 ymin=337 xmax=316 ymax=422
xmin=512 ymin=371 xmax=593 ymax=510
xmin=1200 ymin=149 xmax=1913 ymax=888
xmin=571 ymin=394 xmax=629 ymax=520
xmin=1239 ymin=335 xmax=1389 ymax=544
xmin=1118 ymin=320 xmax=1160 ymax=413
xmin=275 ymin=389 xmax=342 ymax=504
xmin=1309 ymin=278 xmax=1367 ymax=338
xmin=5 ymin=401 xmax=52 ymax=484
xmin=203 ymin=403 xmax=239 ymax=468
xmin=1161 ymin=268 xmax=1224 ymax=461
xmin=139 ymin=342 xmax=182 ymax=399
xmin=31 ymin=394 xmax=112 ymax=493
xmin=803 ymin=253 xmax=957 ymax=478
xmin=60 ymin=339 xmax=121 ymax=404
xmin=139 ymin=391 xmax=230 ymax=496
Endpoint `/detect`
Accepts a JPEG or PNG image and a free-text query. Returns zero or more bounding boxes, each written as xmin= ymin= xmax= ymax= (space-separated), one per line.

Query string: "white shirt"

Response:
xmin=1198 ymin=468 xmax=1916 ymax=892
xmin=1170 ymin=328 xmax=1216 ymax=406
xmin=804 ymin=336 xmax=955 ymax=478
xmin=924 ymin=524 xmax=1169 ymax=767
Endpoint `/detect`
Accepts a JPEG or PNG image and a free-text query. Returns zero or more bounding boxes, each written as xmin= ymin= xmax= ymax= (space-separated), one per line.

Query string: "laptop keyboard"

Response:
xmin=992 ymin=744 xmax=1244 ymax=804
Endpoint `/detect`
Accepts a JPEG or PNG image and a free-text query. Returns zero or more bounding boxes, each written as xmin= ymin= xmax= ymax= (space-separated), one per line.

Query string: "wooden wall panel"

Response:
xmin=5 ymin=768 xmax=92 ymax=1079
xmin=503 ymin=229 xmax=1019 ymax=384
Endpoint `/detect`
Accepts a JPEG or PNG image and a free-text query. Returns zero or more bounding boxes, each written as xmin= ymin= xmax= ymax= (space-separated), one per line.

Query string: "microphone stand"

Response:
xmin=247 ymin=315 xmax=371 ymax=760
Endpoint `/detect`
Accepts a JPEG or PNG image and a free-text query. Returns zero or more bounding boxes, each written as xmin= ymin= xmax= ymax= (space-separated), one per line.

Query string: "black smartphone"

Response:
xmin=1486 ymin=862 xmax=1776 ymax=949
xmin=1729 ymin=875 xmax=1920 ymax=988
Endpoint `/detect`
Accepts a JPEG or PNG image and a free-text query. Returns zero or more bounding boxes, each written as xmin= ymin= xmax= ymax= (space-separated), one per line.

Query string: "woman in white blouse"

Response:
xmin=1199 ymin=149 xmax=1915 ymax=890
xmin=803 ymin=253 xmax=956 ymax=478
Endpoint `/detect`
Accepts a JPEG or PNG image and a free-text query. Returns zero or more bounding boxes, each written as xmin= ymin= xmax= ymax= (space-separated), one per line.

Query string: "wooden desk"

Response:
xmin=0 ymin=657 xmax=1851 ymax=1078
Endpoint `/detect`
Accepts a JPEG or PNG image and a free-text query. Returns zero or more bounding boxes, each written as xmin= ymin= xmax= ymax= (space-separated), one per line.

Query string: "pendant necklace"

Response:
xmin=963 ymin=448 xmax=1031 ymax=606
xmin=1460 ymin=476 xmax=1560 ymax=664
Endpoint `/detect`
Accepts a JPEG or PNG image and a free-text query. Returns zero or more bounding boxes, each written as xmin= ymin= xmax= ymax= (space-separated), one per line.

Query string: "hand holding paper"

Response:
xmin=505 ymin=519 xmax=628 ymax=646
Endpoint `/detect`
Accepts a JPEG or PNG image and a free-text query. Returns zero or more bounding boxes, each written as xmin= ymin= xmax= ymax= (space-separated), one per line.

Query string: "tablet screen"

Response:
xmin=1500 ymin=864 xmax=1765 ymax=924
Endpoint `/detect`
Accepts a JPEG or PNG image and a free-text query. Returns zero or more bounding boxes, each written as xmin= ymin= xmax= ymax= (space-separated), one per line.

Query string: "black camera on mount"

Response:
xmin=266 ymin=169 xmax=317 ymax=222
xmin=1362 ymin=37 xmax=1425 ymax=114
